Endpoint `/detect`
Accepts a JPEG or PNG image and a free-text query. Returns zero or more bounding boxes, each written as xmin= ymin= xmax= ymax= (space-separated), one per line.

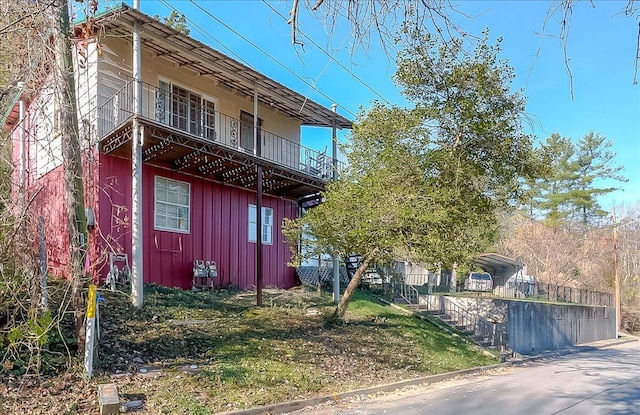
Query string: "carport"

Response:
xmin=473 ymin=253 xmax=524 ymax=287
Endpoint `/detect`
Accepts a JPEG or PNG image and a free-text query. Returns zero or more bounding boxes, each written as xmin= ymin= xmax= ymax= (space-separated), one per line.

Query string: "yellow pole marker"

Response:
xmin=87 ymin=284 xmax=97 ymax=318
xmin=84 ymin=284 xmax=98 ymax=378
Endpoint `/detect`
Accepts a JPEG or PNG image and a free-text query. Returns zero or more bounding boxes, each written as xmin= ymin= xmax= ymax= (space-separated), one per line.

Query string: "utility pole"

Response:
xmin=331 ymin=104 xmax=340 ymax=304
xmin=612 ymin=207 xmax=621 ymax=336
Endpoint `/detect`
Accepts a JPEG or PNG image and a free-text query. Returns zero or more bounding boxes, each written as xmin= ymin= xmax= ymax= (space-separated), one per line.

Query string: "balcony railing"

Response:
xmin=97 ymin=80 xmax=343 ymax=179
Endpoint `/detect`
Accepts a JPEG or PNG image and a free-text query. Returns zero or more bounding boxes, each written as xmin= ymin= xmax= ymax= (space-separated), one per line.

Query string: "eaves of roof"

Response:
xmin=82 ymin=3 xmax=352 ymax=129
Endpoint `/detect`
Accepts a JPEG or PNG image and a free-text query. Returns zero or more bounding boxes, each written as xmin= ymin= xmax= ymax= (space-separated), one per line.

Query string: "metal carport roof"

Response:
xmin=474 ymin=253 xmax=523 ymax=276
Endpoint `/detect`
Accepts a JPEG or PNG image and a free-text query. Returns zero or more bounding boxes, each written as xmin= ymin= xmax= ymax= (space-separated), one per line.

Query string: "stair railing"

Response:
xmin=430 ymin=295 xmax=508 ymax=350
xmin=396 ymin=281 xmax=420 ymax=307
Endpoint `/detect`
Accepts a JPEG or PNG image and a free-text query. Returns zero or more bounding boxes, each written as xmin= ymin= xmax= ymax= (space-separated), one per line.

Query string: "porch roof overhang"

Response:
xmin=474 ymin=253 xmax=523 ymax=277
xmin=102 ymin=117 xmax=327 ymax=200
xmin=82 ymin=3 xmax=352 ymax=130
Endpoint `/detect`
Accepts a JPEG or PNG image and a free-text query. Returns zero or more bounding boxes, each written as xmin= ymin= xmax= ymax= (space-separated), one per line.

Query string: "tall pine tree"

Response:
xmin=529 ymin=131 xmax=626 ymax=226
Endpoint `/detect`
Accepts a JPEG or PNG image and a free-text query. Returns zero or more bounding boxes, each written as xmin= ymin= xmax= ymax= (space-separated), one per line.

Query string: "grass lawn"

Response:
xmin=2 ymin=284 xmax=497 ymax=414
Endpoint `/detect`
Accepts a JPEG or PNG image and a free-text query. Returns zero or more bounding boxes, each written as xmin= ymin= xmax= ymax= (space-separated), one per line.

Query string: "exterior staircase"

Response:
xmin=396 ymin=282 xmax=508 ymax=352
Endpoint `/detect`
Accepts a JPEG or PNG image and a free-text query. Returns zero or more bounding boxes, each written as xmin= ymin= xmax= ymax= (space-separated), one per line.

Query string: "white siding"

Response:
xmin=33 ymin=87 xmax=62 ymax=177
xmin=95 ymin=36 xmax=302 ymax=166
xmin=74 ymin=40 xmax=100 ymax=149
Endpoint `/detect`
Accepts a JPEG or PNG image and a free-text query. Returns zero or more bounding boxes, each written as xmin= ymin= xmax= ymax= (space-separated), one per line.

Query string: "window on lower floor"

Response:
xmin=248 ymin=204 xmax=273 ymax=244
xmin=155 ymin=176 xmax=190 ymax=233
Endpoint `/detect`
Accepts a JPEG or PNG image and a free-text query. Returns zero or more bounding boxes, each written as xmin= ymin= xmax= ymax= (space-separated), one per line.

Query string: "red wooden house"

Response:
xmin=4 ymin=4 xmax=351 ymax=293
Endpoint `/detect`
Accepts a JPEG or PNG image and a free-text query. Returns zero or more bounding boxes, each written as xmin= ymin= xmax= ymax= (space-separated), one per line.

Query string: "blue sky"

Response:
xmin=96 ymin=0 xmax=639 ymax=210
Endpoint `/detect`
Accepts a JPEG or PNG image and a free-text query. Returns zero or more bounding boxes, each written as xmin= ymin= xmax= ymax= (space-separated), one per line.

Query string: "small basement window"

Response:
xmin=155 ymin=176 xmax=190 ymax=233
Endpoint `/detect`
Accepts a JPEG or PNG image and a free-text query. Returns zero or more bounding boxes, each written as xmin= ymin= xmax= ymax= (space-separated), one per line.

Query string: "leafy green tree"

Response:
xmin=284 ymin=30 xmax=541 ymax=319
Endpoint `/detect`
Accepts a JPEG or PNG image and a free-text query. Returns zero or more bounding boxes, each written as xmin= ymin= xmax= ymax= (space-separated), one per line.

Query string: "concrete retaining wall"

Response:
xmin=422 ymin=295 xmax=616 ymax=355
xmin=507 ymin=301 xmax=616 ymax=355
xmin=446 ymin=297 xmax=508 ymax=323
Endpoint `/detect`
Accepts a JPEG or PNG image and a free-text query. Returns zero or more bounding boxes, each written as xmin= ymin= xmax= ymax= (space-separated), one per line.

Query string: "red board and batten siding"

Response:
xmin=27 ymin=167 xmax=71 ymax=278
xmin=97 ymin=154 xmax=299 ymax=290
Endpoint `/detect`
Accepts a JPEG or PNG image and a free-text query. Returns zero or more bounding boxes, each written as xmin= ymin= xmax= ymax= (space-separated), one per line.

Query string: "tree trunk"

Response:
xmin=450 ymin=261 xmax=458 ymax=293
xmin=56 ymin=0 xmax=88 ymax=354
xmin=332 ymin=248 xmax=378 ymax=320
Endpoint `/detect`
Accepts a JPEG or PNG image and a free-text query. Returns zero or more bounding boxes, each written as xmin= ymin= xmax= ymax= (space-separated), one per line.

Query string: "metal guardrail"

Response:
xmin=390 ymin=283 xmax=509 ymax=350
xmin=97 ymin=79 xmax=345 ymax=180
xmin=430 ymin=278 xmax=612 ymax=307
xmin=533 ymin=283 xmax=613 ymax=307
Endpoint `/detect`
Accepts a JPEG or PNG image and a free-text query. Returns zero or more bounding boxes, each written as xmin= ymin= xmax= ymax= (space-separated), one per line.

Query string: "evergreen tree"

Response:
xmin=573 ymin=131 xmax=627 ymax=224
xmin=536 ymin=134 xmax=580 ymax=225
xmin=529 ymin=132 xmax=626 ymax=226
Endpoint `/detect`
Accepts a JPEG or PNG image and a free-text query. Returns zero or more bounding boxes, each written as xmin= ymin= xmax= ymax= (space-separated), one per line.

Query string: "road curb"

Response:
xmin=215 ymin=335 xmax=636 ymax=415
xmin=214 ymin=364 xmax=505 ymax=415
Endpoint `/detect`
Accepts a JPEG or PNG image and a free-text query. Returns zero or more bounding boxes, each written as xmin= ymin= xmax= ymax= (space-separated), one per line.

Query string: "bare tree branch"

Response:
xmin=285 ymin=0 xmax=639 ymax=89
xmin=288 ymin=0 xmax=304 ymax=47
xmin=312 ymin=0 xmax=324 ymax=11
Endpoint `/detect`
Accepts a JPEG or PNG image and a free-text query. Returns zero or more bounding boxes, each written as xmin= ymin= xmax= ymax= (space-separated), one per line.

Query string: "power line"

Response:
xmin=158 ymin=0 xmax=358 ymax=121
xmin=261 ymin=0 xmax=393 ymax=107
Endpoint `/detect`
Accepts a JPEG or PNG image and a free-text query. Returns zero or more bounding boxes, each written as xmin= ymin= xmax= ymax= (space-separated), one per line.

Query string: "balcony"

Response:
xmin=97 ymin=80 xmax=343 ymax=198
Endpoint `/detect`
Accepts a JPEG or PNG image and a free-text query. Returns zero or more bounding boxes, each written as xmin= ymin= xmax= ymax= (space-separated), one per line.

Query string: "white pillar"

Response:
xmin=253 ymin=85 xmax=258 ymax=156
xmin=131 ymin=7 xmax=143 ymax=308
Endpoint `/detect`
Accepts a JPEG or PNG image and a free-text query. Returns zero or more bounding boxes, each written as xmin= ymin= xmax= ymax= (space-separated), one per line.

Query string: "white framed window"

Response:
xmin=156 ymin=78 xmax=218 ymax=141
xmin=155 ymin=176 xmax=190 ymax=233
xmin=248 ymin=204 xmax=273 ymax=244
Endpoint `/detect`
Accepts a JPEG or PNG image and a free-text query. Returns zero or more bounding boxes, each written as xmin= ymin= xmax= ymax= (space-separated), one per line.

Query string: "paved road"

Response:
xmin=295 ymin=341 xmax=640 ymax=415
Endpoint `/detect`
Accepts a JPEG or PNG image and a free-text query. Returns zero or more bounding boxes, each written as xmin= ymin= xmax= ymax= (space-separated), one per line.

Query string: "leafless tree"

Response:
xmin=497 ymin=208 xmax=640 ymax=334
xmin=0 ymin=0 xmax=96 ymax=375
xmin=614 ymin=205 xmax=640 ymax=331
xmin=496 ymin=214 xmax=613 ymax=289
xmin=286 ymin=0 xmax=639 ymax=86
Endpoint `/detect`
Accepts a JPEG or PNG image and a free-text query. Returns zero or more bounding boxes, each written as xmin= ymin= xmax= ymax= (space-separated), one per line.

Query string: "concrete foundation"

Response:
xmin=423 ymin=295 xmax=616 ymax=355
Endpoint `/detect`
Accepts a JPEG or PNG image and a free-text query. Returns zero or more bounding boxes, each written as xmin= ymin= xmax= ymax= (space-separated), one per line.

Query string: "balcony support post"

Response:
xmin=255 ymin=82 xmax=263 ymax=306
xmin=331 ymin=104 xmax=340 ymax=303
xmin=131 ymin=1 xmax=144 ymax=308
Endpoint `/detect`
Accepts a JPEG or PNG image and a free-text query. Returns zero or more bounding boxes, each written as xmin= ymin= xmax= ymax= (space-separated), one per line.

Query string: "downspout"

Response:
xmin=331 ymin=104 xmax=340 ymax=303
xmin=131 ymin=0 xmax=144 ymax=308
xmin=254 ymin=83 xmax=263 ymax=306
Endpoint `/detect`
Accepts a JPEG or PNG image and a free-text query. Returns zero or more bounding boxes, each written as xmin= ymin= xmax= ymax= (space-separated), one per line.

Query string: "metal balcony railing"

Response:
xmin=97 ymin=79 xmax=344 ymax=179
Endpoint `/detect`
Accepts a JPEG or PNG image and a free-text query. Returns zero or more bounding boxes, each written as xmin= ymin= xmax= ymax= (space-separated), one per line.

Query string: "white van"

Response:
xmin=465 ymin=272 xmax=493 ymax=292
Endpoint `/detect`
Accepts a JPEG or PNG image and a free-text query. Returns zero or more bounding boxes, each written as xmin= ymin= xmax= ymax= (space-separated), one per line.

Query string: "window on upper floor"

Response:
xmin=156 ymin=80 xmax=217 ymax=141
